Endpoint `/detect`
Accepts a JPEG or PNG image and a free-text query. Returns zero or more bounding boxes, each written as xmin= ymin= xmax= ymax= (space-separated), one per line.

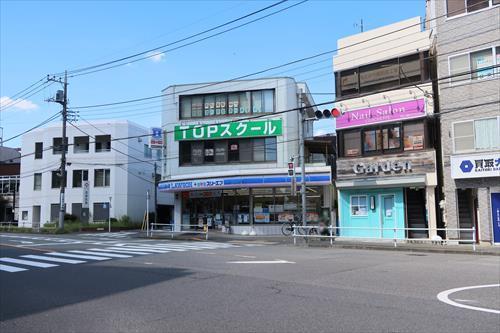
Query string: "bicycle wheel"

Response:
xmin=309 ymin=227 xmax=319 ymax=236
xmin=281 ymin=222 xmax=293 ymax=236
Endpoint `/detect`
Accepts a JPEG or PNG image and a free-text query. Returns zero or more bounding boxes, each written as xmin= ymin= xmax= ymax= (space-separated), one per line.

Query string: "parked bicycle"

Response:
xmin=281 ymin=217 xmax=304 ymax=236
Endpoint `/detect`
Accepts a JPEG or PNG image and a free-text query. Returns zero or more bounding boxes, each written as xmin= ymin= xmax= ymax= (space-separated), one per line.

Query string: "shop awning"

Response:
xmin=158 ymin=173 xmax=332 ymax=192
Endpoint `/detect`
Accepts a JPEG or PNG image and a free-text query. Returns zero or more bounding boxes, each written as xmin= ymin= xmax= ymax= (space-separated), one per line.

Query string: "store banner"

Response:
xmin=492 ymin=193 xmax=500 ymax=244
xmin=158 ymin=173 xmax=331 ymax=192
xmin=450 ymin=153 xmax=500 ymax=179
xmin=336 ymin=98 xmax=426 ymax=129
xmin=174 ymin=119 xmax=282 ymax=141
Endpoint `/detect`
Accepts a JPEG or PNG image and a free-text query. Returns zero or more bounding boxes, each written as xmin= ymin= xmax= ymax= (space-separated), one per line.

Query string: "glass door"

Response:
xmin=381 ymin=194 xmax=395 ymax=239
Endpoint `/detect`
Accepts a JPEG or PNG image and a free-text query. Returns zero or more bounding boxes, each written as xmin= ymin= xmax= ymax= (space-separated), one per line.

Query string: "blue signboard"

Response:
xmin=492 ymin=193 xmax=500 ymax=244
xmin=158 ymin=173 xmax=332 ymax=192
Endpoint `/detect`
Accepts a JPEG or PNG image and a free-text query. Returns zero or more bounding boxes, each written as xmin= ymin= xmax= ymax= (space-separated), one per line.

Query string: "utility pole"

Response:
xmin=298 ymin=95 xmax=307 ymax=227
xmin=48 ymin=71 xmax=68 ymax=231
xmin=146 ymin=190 xmax=150 ymax=237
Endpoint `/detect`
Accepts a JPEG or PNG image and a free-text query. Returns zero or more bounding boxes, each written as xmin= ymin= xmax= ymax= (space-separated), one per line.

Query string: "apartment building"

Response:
xmin=427 ymin=0 xmax=500 ymax=244
xmin=0 ymin=146 xmax=20 ymax=222
xmin=19 ymin=120 xmax=173 ymax=227
xmin=333 ymin=17 xmax=441 ymax=240
xmin=159 ymin=78 xmax=335 ymax=235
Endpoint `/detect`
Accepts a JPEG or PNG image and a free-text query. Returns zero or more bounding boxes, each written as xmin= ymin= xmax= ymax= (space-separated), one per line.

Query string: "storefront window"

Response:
xmin=204 ymin=95 xmax=215 ymax=117
xmin=382 ymin=126 xmax=401 ymax=150
xmin=181 ymin=96 xmax=191 ymax=119
xmin=191 ymin=142 xmax=203 ymax=165
xmin=351 ymin=195 xmax=368 ymax=216
xmin=404 ymin=122 xmax=425 ymax=150
xmin=239 ymin=92 xmax=250 ymax=114
xmin=265 ymin=137 xmax=277 ymax=161
xmin=228 ymin=93 xmax=239 ymax=114
xmin=362 ymin=124 xmax=402 ymax=154
xmin=363 ymin=129 xmax=382 ymax=153
xmin=215 ymin=140 xmax=227 ymax=163
xmin=343 ymin=131 xmax=361 ymax=157
xmin=192 ymin=97 xmax=203 ymax=118
xmin=253 ymin=188 xmax=274 ymax=223
xmin=204 ymin=141 xmax=215 ymax=163
xmin=215 ymin=94 xmax=226 ymax=115
xmin=228 ymin=140 xmax=239 ymax=161
xmin=239 ymin=139 xmax=252 ymax=162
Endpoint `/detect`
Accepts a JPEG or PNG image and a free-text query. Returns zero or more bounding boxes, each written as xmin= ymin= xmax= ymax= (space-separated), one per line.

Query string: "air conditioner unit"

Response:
xmin=55 ymin=90 xmax=64 ymax=103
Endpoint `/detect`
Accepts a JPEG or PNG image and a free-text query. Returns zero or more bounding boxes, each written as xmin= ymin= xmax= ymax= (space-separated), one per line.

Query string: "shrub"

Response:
xmin=119 ymin=215 xmax=131 ymax=225
xmin=64 ymin=214 xmax=78 ymax=222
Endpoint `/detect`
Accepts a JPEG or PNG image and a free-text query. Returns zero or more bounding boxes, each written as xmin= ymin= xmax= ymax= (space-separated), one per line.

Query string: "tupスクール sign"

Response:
xmin=336 ymin=99 xmax=426 ymax=129
xmin=450 ymin=153 xmax=500 ymax=179
xmin=174 ymin=119 xmax=282 ymax=141
xmin=150 ymin=127 xmax=164 ymax=149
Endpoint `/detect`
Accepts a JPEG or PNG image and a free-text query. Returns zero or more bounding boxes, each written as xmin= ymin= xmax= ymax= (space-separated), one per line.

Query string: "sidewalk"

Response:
xmin=145 ymin=230 xmax=500 ymax=256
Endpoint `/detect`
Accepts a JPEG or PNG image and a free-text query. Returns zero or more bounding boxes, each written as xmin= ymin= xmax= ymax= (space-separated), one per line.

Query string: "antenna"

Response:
xmin=354 ymin=19 xmax=364 ymax=33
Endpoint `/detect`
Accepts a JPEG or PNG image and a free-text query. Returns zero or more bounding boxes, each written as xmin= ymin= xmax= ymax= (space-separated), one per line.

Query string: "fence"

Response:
xmin=291 ymin=225 xmax=477 ymax=251
xmin=149 ymin=223 xmax=209 ymax=240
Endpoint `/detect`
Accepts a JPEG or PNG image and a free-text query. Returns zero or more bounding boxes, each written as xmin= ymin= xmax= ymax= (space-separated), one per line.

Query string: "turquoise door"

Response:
xmin=381 ymin=194 xmax=396 ymax=238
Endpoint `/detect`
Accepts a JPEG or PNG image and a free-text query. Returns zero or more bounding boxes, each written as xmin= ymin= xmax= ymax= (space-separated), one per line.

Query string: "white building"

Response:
xmin=19 ymin=120 xmax=173 ymax=227
xmin=159 ymin=78 xmax=334 ymax=235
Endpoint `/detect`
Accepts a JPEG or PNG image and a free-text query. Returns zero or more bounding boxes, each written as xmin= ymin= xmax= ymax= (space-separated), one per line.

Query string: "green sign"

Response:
xmin=174 ymin=119 xmax=282 ymax=141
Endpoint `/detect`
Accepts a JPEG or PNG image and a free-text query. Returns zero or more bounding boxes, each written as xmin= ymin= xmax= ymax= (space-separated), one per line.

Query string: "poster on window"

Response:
xmin=254 ymin=212 xmax=270 ymax=223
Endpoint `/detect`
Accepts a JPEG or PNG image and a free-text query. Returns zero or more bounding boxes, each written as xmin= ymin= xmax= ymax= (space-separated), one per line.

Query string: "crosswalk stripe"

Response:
xmin=0 ymin=264 xmax=27 ymax=272
xmin=86 ymin=248 xmax=150 ymax=255
xmin=106 ymin=247 xmax=169 ymax=253
xmin=46 ymin=252 xmax=111 ymax=261
xmin=118 ymin=245 xmax=187 ymax=252
xmin=69 ymin=250 xmax=131 ymax=258
xmin=21 ymin=255 xmax=86 ymax=264
xmin=0 ymin=257 xmax=58 ymax=268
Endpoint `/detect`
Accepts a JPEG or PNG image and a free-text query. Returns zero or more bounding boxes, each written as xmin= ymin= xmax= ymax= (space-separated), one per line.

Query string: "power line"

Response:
xmin=1 ymin=111 xmax=62 ymax=144
xmin=51 ymin=0 xmax=296 ymax=76
xmin=0 ymin=80 xmax=53 ymax=112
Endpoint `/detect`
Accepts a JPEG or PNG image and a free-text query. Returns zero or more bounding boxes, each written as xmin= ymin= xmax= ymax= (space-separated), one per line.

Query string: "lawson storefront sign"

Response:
xmin=174 ymin=119 xmax=282 ymax=141
xmin=451 ymin=153 xmax=500 ymax=179
xmin=336 ymin=98 xmax=426 ymax=130
xmin=158 ymin=173 xmax=331 ymax=192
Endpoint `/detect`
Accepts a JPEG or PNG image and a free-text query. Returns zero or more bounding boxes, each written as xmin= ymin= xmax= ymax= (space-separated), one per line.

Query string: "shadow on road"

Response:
xmin=0 ymin=264 xmax=192 ymax=321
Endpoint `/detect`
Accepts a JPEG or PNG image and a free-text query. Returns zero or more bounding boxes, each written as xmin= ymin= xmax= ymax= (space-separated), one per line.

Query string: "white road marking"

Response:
xmin=87 ymin=248 xmax=150 ymax=255
xmin=68 ymin=250 xmax=131 ymax=258
xmin=227 ymin=260 xmax=295 ymax=264
xmin=21 ymin=255 xmax=86 ymax=264
xmin=46 ymin=252 xmax=111 ymax=261
xmin=234 ymin=255 xmax=257 ymax=259
xmin=0 ymin=264 xmax=27 ymax=272
xmin=437 ymin=284 xmax=500 ymax=314
xmin=0 ymin=257 xmax=58 ymax=268
xmin=106 ymin=247 xmax=168 ymax=253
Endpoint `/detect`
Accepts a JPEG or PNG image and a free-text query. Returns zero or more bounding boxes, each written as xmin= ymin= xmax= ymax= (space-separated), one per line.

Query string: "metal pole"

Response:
xmin=146 ymin=190 xmax=150 ymax=237
xmin=472 ymin=226 xmax=476 ymax=252
xmin=298 ymin=104 xmax=306 ymax=228
xmin=153 ymin=162 xmax=158 ymax=225
xmin=58 ymin=71 xmax=68 ymax=231
xmin=108 ymin=196 xmax=112 ymax=232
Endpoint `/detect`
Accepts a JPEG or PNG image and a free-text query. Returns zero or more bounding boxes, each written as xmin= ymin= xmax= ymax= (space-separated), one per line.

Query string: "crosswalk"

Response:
xmin=79 ymin=232 xmax=138 ymax=239
xmin=0 ymin=241 xmax=238 ymax=273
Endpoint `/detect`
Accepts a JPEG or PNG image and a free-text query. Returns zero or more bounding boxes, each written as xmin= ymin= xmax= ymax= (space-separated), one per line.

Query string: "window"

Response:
xmin=74 ymin=136 xmax=89 ymax=153
xmin=239 ymin=139 xmax=252 ymax=162
xmin=362 ymin=124 xmax=402 ymax=155
xmin=51 ymin=171 xmax=64 ymax=189
xmin=35 ymin=142 xmax=43 ymax=159
xmin=53 ymin=137 xmax=67 ymax=154
xmin=191 ymin=142 xmax=203 ymax=165
xmin=403 ymin=122 xmax=425 ymax=151
xmin=265 ymin=137 xmax=277 ymax=161
xmin=453 ymin=117 xmax=500 ymax=152
xmin=343 ymin=131 xmax=361 ymax=157
xmin=335 ymin=52 xmax=429 ymax=98
xmin=446 ymin=0 xmax=494 ymax=17
xmin=179 ymin=141 xmax=191 ymax=164
xmin=228 ymin=140 xmax=239 ymax=162
xmin=215 ymin=140 xmax=227 ymax=163
xmin=253 ymin=138 xmax=265 ymax=161
xmin=94 ymin=169 xmax=110 ymax=187
xmin=95 ymin=135 xmax=111 ymax=152
xmin=34 ymin=173 xmax=42 ymax=190
xmin=470 ymin=49 xmax=494 ymax=80
xmin=72 ymin=170 xmax=88 ymax=188
xmin=351 ymin=195 xmax=368 ymax=216
xmin=179 ymin=90 xmax=273 ymax=119
xmin=449 ymin=46 xmax=499 ymax=84
xmin=181 ymin=96 xmax=192 ymax=119
xmin=144 ymin=144 xmax=152 ymax=158
xmin=204 ymin=141 xmax=215 ymax=163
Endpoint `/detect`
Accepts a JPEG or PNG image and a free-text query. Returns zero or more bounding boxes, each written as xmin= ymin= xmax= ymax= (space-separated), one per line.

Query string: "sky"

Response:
xmin=0 ymin=0 xmax=425 ymax=149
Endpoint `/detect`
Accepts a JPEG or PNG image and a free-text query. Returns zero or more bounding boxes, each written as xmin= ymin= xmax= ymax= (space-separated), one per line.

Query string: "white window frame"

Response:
xmin=452 ymin=116 xmax=500 ymax=153
xmin=448 ymin=45 xmax=499 ymax=86
xmin=33 ymin=173 xmax=42 ymax=191
xmin=350 ymin=195 xmax=368 ymax=217
xmin=446 ymin=0 xmax=500 ymax=20
xmin=94 ymin=169 xmax=110 ymax=187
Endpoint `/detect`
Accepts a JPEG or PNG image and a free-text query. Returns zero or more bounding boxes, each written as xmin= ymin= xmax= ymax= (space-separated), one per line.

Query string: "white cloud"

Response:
xmin=147 ymin=51 xmax=165 ymax=63
xmin=0 ymin=96 xmax=39 ymax=111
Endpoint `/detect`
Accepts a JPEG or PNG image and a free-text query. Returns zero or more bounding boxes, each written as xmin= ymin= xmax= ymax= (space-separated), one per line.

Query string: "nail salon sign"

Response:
xmin=336 ymin=98 xmax=426 ymax=129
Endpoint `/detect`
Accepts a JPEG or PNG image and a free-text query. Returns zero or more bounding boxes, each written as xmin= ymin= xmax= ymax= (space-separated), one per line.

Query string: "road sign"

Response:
xmin=150 ymin=127 xmax=163 ymax=149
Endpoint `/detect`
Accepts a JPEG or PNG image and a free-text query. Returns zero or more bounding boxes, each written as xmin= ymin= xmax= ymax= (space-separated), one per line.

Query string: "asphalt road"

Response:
xmin=0 ymin=232 xmax=499 ymax=333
